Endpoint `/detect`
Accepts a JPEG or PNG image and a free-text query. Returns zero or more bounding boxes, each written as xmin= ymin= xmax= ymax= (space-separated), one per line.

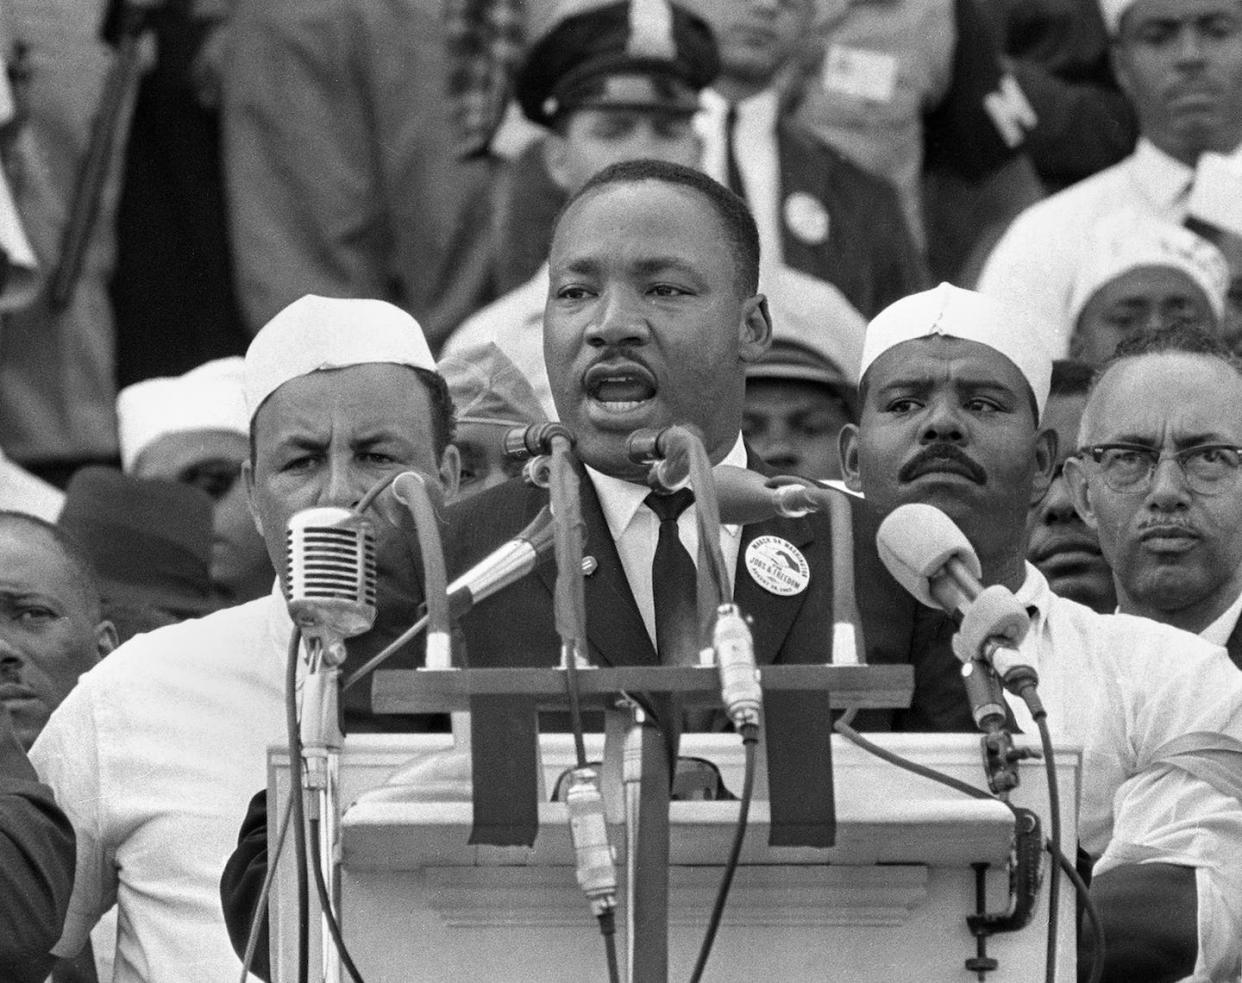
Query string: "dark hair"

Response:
xmin=0 ymin=510 xmax=103 ymax=618
xmin=1048 ymin=359 xmax=1095 ymax=399
xmin=249 ymin=364 xmax=457 ymax=465
xmin=557 ymin=158 xmax=761 ymax=295
xmin=1096 ymin=323 xmax=1242 ymax=384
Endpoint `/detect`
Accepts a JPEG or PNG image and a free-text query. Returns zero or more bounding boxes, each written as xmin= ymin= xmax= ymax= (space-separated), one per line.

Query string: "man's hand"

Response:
xmin=1081 ymin=862 xmax=1197 ymax=983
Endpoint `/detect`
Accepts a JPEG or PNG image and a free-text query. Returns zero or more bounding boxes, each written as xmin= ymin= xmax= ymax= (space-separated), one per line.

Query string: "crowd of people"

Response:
xmin=3 ymin=0 xmax=1242 ymax=980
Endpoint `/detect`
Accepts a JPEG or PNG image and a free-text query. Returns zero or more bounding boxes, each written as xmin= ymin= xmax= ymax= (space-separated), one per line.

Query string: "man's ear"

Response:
xmin=1063 ymin=456 xmax=1099 ymax=530
xmin=738 ymin=294 xmax=773 ymax=364
xmin=438 ymin=444 xmax=461 ymax=502
xmin=1030 ymin=427 xmax=1058 ymax=505
xmin=543 ymin=133 xmax=574 ymax=192
xmin=839 ymin=423 xmax=863 ymax=493
xmin=242 ymin=459 xmax=263 ymax=537
xmin=95 ymin=619 xmax=119 ymax=659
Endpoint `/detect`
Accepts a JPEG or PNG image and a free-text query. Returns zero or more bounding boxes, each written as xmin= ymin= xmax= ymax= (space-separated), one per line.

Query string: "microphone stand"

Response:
xmin=299 ymin=635 xmax=345 ymax=983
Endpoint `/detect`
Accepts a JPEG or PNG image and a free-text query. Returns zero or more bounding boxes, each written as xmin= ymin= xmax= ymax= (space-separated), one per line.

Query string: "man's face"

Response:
xmin=1072 ymin=265 xmax=1216 ymax=365
xmin=245 ymin=364 xmax=448 ymax=579
xmin=1065 ymin=352 xmax=1242 ymax=623
xmin=134 ymin=428 xmax=273 ymax=604
xmin=546 ymin=83 xmax=702 ymax=194
xmin=1113 ymin=0 xmax=1242 ymax=162
xmin=454 ymin=422 xmax=527 ymax=500
xmin=841 ymin=336 xmax=1052 ymax=549
xmin=1026 ymin=391 xmax=1117 ymax=612
xmin=545 ymin=179 xmax=770 ymax=479
xmin=690 ymin=0 xmax=814 ymax=87
xmin=0 ymin=523 xmax=112 ymax=749
xmin=743 ymin=377 xmax=852 ymax=479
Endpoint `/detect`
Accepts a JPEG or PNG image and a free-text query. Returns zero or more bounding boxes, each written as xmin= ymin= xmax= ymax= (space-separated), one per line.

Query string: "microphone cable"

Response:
xmin=688 ymin=721 xmax=760 ymax=983
xmin=308 ymin=814 xmax=366 ymax=982
xmin=283 ymin=628 xmax=310 ymax=983
xmin=285 ymin=622 xmax=371 ymax=983
xmin=832 ymin=708 xmax=1102 ymax=983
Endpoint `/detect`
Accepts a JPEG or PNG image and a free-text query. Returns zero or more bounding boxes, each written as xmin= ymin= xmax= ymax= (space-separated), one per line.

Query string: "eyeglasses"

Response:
xmin=1076 ymin=443 xmax=1242 ymax=495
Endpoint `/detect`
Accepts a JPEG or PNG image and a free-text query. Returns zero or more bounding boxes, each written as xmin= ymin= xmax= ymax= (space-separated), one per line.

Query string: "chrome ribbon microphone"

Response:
xmin=286 ymin=506 xmax=378 ymax=667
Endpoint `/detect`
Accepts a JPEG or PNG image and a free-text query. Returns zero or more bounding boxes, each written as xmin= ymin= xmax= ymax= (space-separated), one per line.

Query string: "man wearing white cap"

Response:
xmin=30 ymin=295 xmax=459 ymax=983
xmin=1068 ymin=210 xmax=1230 ymax=364
xmin=118 ymin=357 xmax=273 ymax=605
xmin=978 ymin=0 xmax=1242 ymax=350
xmin=841 ymin=282 xmax=1242 ymax=980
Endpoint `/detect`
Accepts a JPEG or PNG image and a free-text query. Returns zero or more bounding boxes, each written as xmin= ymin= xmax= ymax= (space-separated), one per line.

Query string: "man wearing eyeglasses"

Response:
xmin=1065 ymin=324 xmax=1242 ymax=665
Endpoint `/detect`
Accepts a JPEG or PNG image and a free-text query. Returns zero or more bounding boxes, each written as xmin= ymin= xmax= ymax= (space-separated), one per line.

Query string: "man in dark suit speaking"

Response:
xmin=220 ymin=161 xmax=930 ymax=975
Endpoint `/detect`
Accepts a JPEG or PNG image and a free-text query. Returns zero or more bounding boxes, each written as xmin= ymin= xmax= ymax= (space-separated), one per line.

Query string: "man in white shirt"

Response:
xmin=30 ymin=295 xmax=460 ymax=983
xmin=978 ymin=0 xmax=1242 ymax=350
xmin=1066 ymin=324 xmax=1242 ymax=665
xmin=840 ymin=283 xmax=1242 ymax=981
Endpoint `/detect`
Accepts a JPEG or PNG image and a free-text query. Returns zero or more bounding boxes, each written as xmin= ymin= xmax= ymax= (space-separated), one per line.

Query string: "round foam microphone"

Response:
xmin=286 ymin=506 xmax=378 ymax=652
xmin=875 ymin=502 xmax=982 ymax=609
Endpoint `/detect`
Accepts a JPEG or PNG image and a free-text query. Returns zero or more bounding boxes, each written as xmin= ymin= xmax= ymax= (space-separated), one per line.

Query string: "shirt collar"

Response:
xmin=586 ymin=433 xmax=748 ymax=541
xmin=700 ymin=86 xmax=781 ymax=131
xmin=1199 ymin=584 xmax=1242 ymax=646
xmin=1013 ymin=561 xmax=1052 ymax=628
xmin=1129 ymin=137 xmax=1197 ymax=210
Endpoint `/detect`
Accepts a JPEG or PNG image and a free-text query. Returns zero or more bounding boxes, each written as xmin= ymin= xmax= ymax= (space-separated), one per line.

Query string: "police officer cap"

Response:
xmin=517 ymin=0 xmax=719 ymax=128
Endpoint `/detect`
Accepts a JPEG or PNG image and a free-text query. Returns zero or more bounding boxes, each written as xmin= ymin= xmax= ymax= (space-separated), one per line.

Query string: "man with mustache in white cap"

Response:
xmin=1066 ymin=324 xmax=1242 ymax=669
xmin=978 ymin=0 xmax=1242 ymax=351
xmin=840 ymin=282 xmax=1242 ymax=980
xmin=29 ymin=295 xmax=460 ymax=983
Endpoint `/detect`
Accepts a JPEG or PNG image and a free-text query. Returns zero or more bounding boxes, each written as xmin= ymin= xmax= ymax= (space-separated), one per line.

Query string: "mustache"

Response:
xmin=898 ymin=444 xmax=986 ymax=485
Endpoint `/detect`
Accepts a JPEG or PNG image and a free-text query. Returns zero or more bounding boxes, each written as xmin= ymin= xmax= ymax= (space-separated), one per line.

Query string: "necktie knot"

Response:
xmin=645 ymin=488 xmax=694 ymax=524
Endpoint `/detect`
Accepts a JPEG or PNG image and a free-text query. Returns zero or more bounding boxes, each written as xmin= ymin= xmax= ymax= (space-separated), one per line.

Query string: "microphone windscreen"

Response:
xmin=875 ymin=503 xmax=981 ymax=607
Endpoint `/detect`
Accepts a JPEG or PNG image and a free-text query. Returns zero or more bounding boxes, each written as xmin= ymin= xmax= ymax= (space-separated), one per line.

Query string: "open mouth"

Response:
xmin=584 ymin=363 xmax=657 ymax=414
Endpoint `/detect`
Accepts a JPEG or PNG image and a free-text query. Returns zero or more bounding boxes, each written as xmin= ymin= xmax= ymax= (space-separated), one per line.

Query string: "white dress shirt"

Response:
xmin=586 ymin=434 xmax=747 ymax=648
xmin=1200 ymin=586 xmax=1242 ymax=650
xmin=1002 ymin=563 xmax=1242 ymax=981
xmin=31 ymin=588 xmax=291 ymax=982
xmin=978 ymin=138 xmax=1242 ymax=355
xmin=699 ymin=87 xmax=784 ymax=273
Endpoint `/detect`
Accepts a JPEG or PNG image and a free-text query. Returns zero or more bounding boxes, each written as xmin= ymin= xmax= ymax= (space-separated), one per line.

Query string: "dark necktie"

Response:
xmin=724 ymin=103 xmax=747 ymax=203
xmin=645 ymin=489 xmax=699 ymax=666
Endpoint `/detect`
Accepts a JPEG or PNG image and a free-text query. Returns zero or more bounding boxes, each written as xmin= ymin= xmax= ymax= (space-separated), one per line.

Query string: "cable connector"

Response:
xmin=714 ymin=603 xmax=762 ymax=731
xmin=565 ymin=767 xmax=617 ymax=917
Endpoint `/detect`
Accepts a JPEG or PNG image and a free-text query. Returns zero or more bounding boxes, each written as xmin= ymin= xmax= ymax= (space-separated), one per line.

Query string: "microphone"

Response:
xmin=625 ymin=426 xmax=691 ymax=492
xmin=286 ymin=506 xmax=377 ymax=666
xmin=876 ymin=504 xmax=1039 ymax=698
xmin=446 ymin=505 xmax=555 ymax=617
xmin=503 ymin=422 xmax=576 ymax=460
xmin=714 ymin=465 xmax=820 ymax=524
xmin=713 ymin=603 xmax=762 ymax=730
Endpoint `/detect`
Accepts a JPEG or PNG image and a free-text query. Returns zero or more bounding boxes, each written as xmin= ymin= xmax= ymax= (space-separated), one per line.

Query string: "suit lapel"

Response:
xmin=731 ymin=448 xmax=820 ymax=665
xmin=535 ymin=470 xmax=657 ymax=668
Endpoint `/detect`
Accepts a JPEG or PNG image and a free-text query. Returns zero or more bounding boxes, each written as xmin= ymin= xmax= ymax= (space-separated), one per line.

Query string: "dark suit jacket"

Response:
xmin=0 ymin=705 xmax=76 ymax=983
xmin=1225 ymin=611 xmax=1242 ymax=672
xmin=775 ymin=120 xmax=929 ymax=319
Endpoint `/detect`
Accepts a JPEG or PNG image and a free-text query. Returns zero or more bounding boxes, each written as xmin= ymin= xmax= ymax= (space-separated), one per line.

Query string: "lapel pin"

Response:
xmin=745 ymin=535 xmax=810 ymax=596
xmin=783 ymin=191 xmax=830 ymax=246
xmin=582 ymin=555 xmax=598 ymax=576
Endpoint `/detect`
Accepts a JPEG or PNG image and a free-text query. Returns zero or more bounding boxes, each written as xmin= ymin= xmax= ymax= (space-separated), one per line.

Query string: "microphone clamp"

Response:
xmin=504 ymin=422 xmax=576 ymax=460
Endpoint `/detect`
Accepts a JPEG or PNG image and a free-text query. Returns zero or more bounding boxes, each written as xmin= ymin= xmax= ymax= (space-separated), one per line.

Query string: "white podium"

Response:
xmin=267 ymin=732 xmax=1080 ymax=982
